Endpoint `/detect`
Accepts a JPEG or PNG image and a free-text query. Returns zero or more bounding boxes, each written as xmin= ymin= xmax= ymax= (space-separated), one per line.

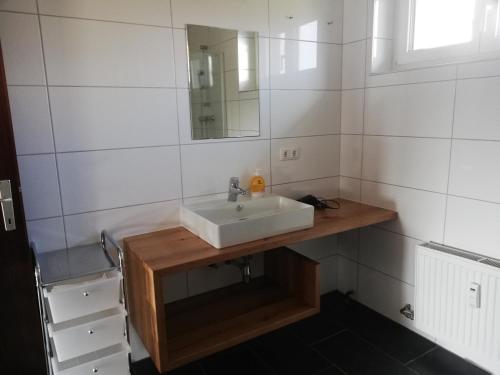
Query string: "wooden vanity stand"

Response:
xmin=123 ymin=199 xmax=397 ymax=373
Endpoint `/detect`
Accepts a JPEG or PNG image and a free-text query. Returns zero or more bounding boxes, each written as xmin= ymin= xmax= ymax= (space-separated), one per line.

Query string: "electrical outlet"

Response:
xmin=280 ymin=148 xmax=291 ymax=161
xmin=280 ymin=147 xmax=299 ymax=161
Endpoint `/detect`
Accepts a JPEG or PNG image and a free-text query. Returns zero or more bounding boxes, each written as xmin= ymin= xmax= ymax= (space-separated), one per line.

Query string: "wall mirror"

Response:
xmin=187 ymin=24 xmax=260 ymax=140
xmin=369 ymin=0 xmax=500 ymax=75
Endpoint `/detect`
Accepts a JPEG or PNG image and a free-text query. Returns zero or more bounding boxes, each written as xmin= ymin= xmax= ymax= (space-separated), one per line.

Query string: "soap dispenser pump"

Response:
xmin=249 ymin=169 xmax=266 ymax=198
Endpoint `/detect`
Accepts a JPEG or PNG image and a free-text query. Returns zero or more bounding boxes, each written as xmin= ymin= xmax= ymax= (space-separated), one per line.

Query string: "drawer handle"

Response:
xmin=83 ymin=291 xmax=90 ymax=297
xmin=92 ymin=368 xmax=98 ymax=373
xmin=88 ymin=329 xmax=94 ymax=335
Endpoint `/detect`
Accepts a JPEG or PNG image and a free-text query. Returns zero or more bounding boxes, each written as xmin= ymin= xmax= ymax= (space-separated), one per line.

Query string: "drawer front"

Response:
xmin=54 ymin=349 xmax=129 ymax=375
xmin=46 ymin=274 xmax=121 ymax=323
xmin=52 ymin=314 xmax=126 ymax=362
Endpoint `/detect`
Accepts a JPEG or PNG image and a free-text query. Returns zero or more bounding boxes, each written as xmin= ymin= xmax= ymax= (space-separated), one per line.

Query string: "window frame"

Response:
xmin=395 ymin=0 xmax=484 ymax=69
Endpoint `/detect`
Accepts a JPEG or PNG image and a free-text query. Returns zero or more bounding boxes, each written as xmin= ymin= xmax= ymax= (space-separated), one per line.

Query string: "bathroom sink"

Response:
xmin=180 ymin=195 xmax=314 ymax=249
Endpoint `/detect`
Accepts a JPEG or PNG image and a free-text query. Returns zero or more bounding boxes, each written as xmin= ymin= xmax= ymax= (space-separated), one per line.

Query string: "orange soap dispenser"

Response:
xmin=249 ymin=169 xmax=266 ymax=198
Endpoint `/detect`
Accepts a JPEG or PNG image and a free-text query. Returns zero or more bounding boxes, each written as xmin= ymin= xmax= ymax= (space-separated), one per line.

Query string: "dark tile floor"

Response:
xmin=131 ymin=292 xmax=490 ymax=375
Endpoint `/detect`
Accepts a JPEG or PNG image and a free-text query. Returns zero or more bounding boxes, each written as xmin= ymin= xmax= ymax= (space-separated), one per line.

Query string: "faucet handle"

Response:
xmin=229 ymin=177 xmax=240 ymax=188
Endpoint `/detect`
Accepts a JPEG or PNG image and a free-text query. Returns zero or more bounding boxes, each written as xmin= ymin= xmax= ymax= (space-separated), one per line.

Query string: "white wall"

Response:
xmin=338 ymin=0 xmax=500 ymax=351
xmin=0 ymin=0 xmax=342 ymax=360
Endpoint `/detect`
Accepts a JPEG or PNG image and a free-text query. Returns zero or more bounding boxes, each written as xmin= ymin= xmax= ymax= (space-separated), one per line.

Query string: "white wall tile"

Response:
xmin=0 ymin=13 xmax=45 ymax=85
xmin=444 ymin=196 xmax=500 ymax=259
xmin=342 ymin=41 xmax=366 ymax=89
xmin=339 ymin=177 xmax=361 ymax=201
xmin=337 ymin=256 xmax=358 ymax=294
xmin=271 ymin=135 xmax=340 ymax=185
xmin=457 ymin=59 xmax=500 ymax=79
xmin=181 ymin=140 xmax=270 ymax=197
xmin=289 ymin=235 xmax=338 ymax=261
xmin=365 ymin=65 xmax=456 ymax=88
xmin=341 ymin=89 xmax=364 ymax=135
xmin=270 ymin=39 xmax=341 ymax=90
xmin=454 ymin=77 xmax=500 ymax=140
xmin=320 ymin=256 xmax=338 ymax=294
xmin=364 ymin=82 xmax=455 ymax=137
xmin=187 ymin=266 xmax=243 ymax=296
xmin=338 ymin=229 xmax=359 ymax=260
xmin=65 ymin=200 xmax=180 ymax=248
xmin=178 ymin=89 xmax=271 ymax=144
xmin=343 ymin=0 xmax=367 ymax=43
xmin=269 ymin=0 xmax=343 ymax=43
xmin=361 ymin=181 xmax=446 ymax=242
xmin=171 ymin=0 xmax=269 ymax=35
xmin=359 ymin=227 xmax=417 ymax=285
xmin=449 ymin=140 xmax=500 ymax=204
xmin=358 ymin=265 xmax=415 ymax=329
xmin=18 ymin=154 xmax=62 ymax=220
xmin=27 ymin=217 xmax=66 ymax=253
xmin=162 ymin=272 xmax=188 ymax=304
xmin=271 ymin=90 xmax=340 ymax=138
xmin=173 ymin=28 xmax=189 ymax=89
xmin=50 ymin=87 xmax=179 ymax=152
xmin=41 ymin=16 xmax=175 ymax=87
xmin=58 ymin=146 xmax=181 ymax=214
xmin=0 ymin=0 xmax=36 ymax=12
xmin=39 ymin=0 xmax=172 ymax=26
xmin=362 ymin=136 xmax=451 ymax=193
xmin=8 ymin=86 xmax=54 ymax=155
xmin=340 ymin=135 xmax=362 ymax=178
xmin=271 ymin=177 xmax=339 ymax=199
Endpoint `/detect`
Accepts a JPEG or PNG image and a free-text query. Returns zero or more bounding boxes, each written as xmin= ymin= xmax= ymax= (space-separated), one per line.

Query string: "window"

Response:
xmin=395 ymin=0 xmax=500 ymax=68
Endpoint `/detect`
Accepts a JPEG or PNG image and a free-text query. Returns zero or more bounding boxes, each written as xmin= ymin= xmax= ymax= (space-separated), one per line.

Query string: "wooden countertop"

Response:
xmin=124 ymin=199 xmax=397 ymax=276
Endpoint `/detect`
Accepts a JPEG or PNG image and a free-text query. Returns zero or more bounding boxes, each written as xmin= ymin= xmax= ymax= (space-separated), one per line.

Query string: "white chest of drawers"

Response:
xmin=34 ymin=231 xmax=130 ymax=375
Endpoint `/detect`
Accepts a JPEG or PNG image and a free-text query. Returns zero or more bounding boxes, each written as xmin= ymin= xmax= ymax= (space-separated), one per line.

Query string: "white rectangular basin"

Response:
xmin=180 ymin=195 xmax=314 ymax=249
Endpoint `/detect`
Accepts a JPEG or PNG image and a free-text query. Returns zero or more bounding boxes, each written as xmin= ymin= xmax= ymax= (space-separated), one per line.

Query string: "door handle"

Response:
xmin=0 ymin=180 xmax=16 ymax=231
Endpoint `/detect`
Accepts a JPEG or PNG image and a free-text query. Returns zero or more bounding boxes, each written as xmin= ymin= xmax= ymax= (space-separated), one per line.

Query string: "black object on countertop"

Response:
xmin=297 ymin=195 xmax=341 ymax=210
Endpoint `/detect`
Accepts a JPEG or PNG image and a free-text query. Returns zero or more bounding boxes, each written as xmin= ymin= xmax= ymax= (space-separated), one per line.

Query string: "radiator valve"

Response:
xmin=400 ymin=304 xmax=415 ymax=320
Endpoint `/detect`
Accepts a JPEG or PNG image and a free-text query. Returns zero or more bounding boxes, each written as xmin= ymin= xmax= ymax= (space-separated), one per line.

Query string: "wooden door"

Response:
xmin=0 ymin=44 xmax=46 ymax=373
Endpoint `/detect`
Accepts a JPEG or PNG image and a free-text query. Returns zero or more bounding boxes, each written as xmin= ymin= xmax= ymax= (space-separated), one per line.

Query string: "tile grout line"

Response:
xmin=34 ymin=0 xmax=69 ymax=249
xmin=338 ymin=175 xmax=500 ymax=207
xmin=23 ymin=174 xmax=330 ymax=218
xmin=246 ymin=344 xmax=279 ymax=375
xmin=346 ymin=328 xmax=422 ymax=370
xmin=309 ymin=344 xmax=344 ymax=374
xmin=9 ymin=84 xmax=346 ymax=92
xmin=267 ymin=0 xmax=273 ymax=191
xmin=356 ymin=262 xmax=415 ymax=288
xmin=338 ymin=0 xmax=345 ymax=197
xmin=15 ymin=133 xmax=344 ymax=157
xmin=26 ymin=197 xmax=180 ymax=220
xmin=337 ymin=0 xmax=345 ymax=289
xmin=168 ymin=0 xmax=190 ymax=298
xmin=310 ymin=328 xmax=349 ymax=347
xmin=353 ymin=0 xmax=372 ymax=300
xmin=441 ymin=67 xmax=459 ymax=244
xmin=404 ymin=346 xmax=437 ymax=366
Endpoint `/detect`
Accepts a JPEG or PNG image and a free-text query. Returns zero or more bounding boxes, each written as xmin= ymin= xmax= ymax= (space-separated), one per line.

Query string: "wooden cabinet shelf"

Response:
xmin=165 ymin=247 xmax=319 ymax=369
xmin=124 ymin=199 xmax=397 ymax=373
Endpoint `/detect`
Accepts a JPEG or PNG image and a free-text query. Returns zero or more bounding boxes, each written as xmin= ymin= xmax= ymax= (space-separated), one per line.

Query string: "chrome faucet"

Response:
xmin=228 ymin=177 xmax=248 ymax=202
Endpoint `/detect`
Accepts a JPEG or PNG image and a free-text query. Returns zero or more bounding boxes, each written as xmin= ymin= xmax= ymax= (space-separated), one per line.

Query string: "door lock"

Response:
xmin=0 ymin=180 xmax=16 ymax=231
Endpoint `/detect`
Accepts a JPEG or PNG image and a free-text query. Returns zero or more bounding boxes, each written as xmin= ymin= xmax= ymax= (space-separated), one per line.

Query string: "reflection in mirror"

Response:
xmin=187 ymin=25 xmax=260 ymax=140
xmin=369 ymin=0 xmax=500 ymax=75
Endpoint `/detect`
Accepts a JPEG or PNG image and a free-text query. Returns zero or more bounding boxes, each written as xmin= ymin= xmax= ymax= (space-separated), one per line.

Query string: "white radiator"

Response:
xmin=416 ymin=243 xmax=500 ymax=374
